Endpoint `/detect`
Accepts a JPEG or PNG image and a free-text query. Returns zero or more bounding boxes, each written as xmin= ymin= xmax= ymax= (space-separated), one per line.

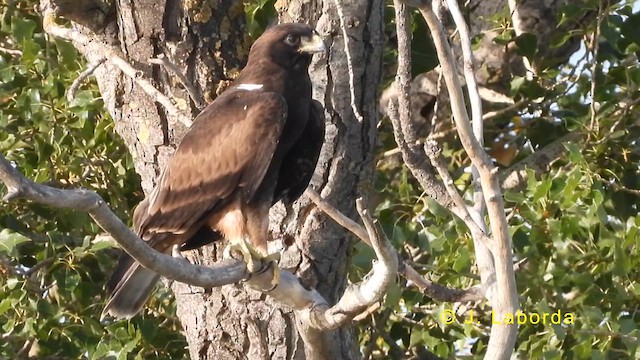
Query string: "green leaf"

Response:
xmin=11 ymin=18 xmax=37 ymax=42
xmin=384 ymin=282 xmax=402 ymax=307
xmin=493 ymin=30 xmax=514 ymax=46
xmin=0 ymin=298 xmax=13 ymax=316
xmin=0 ymin=229 xmax=30 ymax=255
xmin=510 ymin=76 xmax=526 ymax=94
xmin=514 ymin=33 xmax=538 ymax=60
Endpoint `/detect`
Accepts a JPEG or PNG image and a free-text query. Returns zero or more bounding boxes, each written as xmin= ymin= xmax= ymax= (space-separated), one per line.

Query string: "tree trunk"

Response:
xmin=172 ymin=1 xmax=384 ymax=358
xmin=52 ymin=0 xmax=384 ymax=358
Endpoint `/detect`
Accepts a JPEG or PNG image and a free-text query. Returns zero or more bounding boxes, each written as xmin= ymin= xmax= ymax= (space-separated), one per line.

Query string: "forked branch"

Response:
xmin=394 ymin=0 xmax=518 ymax=359
xmin=306 ymin=189 xmax=486 ymax=303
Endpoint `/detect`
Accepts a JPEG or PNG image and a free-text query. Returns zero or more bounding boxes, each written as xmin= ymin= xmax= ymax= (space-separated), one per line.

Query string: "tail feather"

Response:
xmin=103 ymin=254 xmax=160 ymax=319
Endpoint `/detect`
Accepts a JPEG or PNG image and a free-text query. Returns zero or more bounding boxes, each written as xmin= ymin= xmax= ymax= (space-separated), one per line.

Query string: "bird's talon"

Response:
xmin=270 ymin=265 xmax=280 ymax=289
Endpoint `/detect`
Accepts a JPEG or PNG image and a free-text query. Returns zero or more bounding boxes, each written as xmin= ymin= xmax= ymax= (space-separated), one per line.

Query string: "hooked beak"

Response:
xmin=298 ymin=32 xmax=327 ymax=54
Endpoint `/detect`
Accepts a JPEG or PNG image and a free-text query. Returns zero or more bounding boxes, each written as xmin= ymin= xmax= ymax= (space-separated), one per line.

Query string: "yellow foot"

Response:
xmin=223 ymin=239 xmax=281 ymax=288
xmin=223 ymin=238 xmax=263 ymax=273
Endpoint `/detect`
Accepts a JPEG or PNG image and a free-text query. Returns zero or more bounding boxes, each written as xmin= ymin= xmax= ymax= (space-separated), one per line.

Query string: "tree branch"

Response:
xmin=306 ymin=188 xmax=485 ymax=303
xmin=0 ymin=154 xmax=246 ymax=287
xmin=396 ymin=0 xmax=519 ymax=358
xmin=39 ymin=0 xmax=193 ymax=127
xmin=444 ymin=0 xmax=497 ymax=304
xmin=67 ymin=58 xmax=106 ymax=102
xmin=387 ymin=1 xmax=452 ymax=209
xmin=499 ymin=132 xmax=581 ymax=191
xmin=148 ymin=55 xmax=205 ymax=110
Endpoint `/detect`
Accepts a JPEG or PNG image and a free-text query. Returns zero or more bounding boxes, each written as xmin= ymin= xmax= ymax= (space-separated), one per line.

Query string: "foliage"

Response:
xmin=359 ymin=0 xmax=640 ymax=358
xmin=0 ymin=1 xmax=187 ymax=358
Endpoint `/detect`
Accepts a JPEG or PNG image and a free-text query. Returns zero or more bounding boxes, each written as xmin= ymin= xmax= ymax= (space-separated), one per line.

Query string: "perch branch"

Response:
xmin=1 ymin=153 xmax=398 ymax=330
xmin=0 ymin=153 xmax=246 ymax=287
xmin=40 ymin=1 xmax=193 ymax=127
xmin=67 ymin=58 xmax=106 ymax=102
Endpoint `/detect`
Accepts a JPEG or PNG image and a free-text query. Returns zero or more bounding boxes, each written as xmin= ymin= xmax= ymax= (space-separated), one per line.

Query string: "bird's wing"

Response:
xmin=135 ymin=90 xmax=287 ymax=243
xmin=273 ymin=99 xmax=325 ymax=205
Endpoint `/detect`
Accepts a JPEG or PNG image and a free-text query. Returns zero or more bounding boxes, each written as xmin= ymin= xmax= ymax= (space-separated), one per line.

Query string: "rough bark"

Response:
xmin=54 ymin=0 xmax=383 ymax=358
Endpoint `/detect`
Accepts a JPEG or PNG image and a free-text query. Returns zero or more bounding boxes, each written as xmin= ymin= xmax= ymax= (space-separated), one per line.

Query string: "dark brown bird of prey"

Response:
xmin=103 ymin=23 xmax=326 ymax=318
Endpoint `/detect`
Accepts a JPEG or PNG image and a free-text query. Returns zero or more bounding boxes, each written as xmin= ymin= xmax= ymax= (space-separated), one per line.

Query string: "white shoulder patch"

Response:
xmin=237 ymin=83 xmax=264 ymax=91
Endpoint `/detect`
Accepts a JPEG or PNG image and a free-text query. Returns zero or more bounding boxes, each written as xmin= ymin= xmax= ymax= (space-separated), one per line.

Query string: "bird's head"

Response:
xmin=248 ymin=23 xmax=326 ymax=71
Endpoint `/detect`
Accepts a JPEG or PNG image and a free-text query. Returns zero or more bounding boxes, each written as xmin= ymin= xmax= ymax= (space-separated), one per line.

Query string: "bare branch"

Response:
xmin=0 ymin=153 xmax=246 ymax=287
xmin=0 ymin=45 xmax=22 ymax=57
xmin=423 ymin=141 xmax=493 ymax=251
xmin=387 ymin=1 xmax=452 ymax=209
xmin=444 ymin=0 xmax=497 ymax=305
xmin=67 ymin=58 xmax=106 ymax=102
xmin=306 ymin=189 xmax=485 ymax=303
xmin=397 ymin=0 xmax=519 ymax=358
xmin=148 ymin=55 xmax=205 ymax=110
xmin=402 ymin=265 xmax=485 ymax=303
xmin=40 ymin=1 xmax=193 ymax=127
xmin=500 ymin=132 xmax=581 ymax=191
xmin=332 ymin=0 xmax=365 ymax=123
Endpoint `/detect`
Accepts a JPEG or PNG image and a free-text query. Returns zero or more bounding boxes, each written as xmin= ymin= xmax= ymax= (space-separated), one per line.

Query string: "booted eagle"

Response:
xmin=104 ymin=23 xmax=326 ymax=318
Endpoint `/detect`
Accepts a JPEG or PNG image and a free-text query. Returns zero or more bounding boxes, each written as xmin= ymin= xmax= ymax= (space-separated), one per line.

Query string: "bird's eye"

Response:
xmin=284 ymin=34 xmax=300 ymax=46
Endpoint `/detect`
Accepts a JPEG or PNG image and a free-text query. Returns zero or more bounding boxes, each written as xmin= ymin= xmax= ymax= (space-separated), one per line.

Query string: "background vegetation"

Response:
xmin=1 ymin=0 xmax=639 ymax=358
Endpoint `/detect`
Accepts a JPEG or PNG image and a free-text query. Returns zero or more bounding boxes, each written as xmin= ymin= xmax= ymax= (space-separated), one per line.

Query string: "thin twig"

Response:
xmin=332 ymin=0 xmax=365 ymax=123
xmin=589 ymin=1 xmax=603 ymax=133
xmin=149 ymin=54 xmax=205 ymax=110
xmin=40 ymin=3 xmax=193 ymax=127
xmin=306 ymin=188 xmax=486 ymax=303
xmin=0 ymin=45 xmax=22 ymax=56
xmin=482 ymin=99 xmax=527 ymax=121
xmin=67 ymin=58 xmax=106 ymax=102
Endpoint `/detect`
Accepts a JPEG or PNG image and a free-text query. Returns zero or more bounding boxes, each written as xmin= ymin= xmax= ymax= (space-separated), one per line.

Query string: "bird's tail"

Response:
xmin=102 ymin=253 xmax=160 ymax=319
